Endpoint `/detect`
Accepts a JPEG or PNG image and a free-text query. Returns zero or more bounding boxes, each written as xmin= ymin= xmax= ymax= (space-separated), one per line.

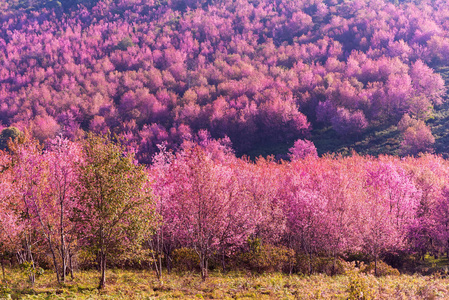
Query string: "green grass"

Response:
xmin=244 ymin=141 xmax=293 ymax=160
xmin=429 ymin=66 xmax=449 ymax=158
xmin=2 ymin=267 xmax=449 ymax=299
xmin=245 ymin=122 xmax=403 ymax=160
xmin=311 ymin=123 xmax=402 ymax=157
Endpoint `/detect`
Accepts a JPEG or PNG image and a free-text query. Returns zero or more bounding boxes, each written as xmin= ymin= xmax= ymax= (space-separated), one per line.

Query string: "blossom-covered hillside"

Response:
xmin=0 ymin=0 xmax=448 ymax=160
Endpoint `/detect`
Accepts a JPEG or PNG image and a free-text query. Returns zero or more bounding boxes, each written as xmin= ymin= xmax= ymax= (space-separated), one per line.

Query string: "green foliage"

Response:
xmin=295 ymin=254 xmax=349 ymax=275
xmin=311 ymin=124 xmax=402 ymax=158
xmin=0 ymin=284 xmax=11 ymax=298
xmin=0 ymin=127 xmax=23 ymax=151
xmin=172 ymin=248 xmax=200 ymax=272
xmin=247 ymin=237 xmax=261 ymax=253
xmin=116 ymin=37 xmax=135 ymax=51
xmin=76 ymin=133 xmax=157 ymax=288
xmin=77 ymin=132 xmax=156 ymax=256
xmin=239 ymin=241 xmax=295 ymax=273
xmin=360 ymin=261 xmax=400 ymax=276
xmin=19 ymin=261 xmax=44 ymax=281
xmin=346 ymin=270 xmax=374 ymax=300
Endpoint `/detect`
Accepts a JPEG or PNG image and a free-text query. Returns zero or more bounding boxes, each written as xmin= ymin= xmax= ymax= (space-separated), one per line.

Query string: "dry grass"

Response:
xmin=1 ymin=267 xmax=449 ymax=299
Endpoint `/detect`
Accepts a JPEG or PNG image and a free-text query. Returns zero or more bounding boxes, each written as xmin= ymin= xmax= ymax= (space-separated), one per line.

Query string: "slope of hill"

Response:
xmin=430 ymin=67 xmax=449 ymax=158
xmin=0 ymin=0 xmax=448 ymax=161
xmin=1 ymin=0 xmax=95 ymax=12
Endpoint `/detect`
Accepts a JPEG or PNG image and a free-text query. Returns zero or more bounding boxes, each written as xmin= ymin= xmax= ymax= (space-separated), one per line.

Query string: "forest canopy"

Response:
xmin=0 ymin=0 xmax=448 ymax=160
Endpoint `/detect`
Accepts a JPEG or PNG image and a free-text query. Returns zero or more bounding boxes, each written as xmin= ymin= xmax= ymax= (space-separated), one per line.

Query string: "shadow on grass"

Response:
xmin=7 ymin=284 xmax=98 ymax=299
xmin=312 ymin=123 xmax=401 ymax=157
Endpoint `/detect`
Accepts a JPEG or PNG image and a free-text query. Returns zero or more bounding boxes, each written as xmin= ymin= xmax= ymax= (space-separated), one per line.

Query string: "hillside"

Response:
xmin=0 ymin=0 xmax=449 ymax=161
xmin=430 ymin=67 xmax=449 ymax=158
xmin=1 ymin=0 xmax=94 ymax=11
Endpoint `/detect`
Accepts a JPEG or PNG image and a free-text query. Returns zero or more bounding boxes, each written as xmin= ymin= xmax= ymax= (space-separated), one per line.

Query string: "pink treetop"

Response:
xmin=289 ymin=139 xmax=318 ymax=160
xmin=362 ymin=160 xmax=421 ymax=263
xmin=398 ymin=115 xmax=435 ymax=155
xmin=166 ymin=145 xmax=249 ymax=279
xmin=410 ymin=60 xmax=445 ymax=106
xmin=0 ymin=151 xmax=23 ymax=252
xmin=283 ymin=164 xmax=328 ymax=257
xmin=331 ymin=107 xmax=368 ymax=136
xmin=45 ymin=137 xmax=83 ymax=231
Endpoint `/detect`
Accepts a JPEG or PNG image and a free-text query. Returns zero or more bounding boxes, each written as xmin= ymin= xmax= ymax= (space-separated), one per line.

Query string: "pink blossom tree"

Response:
xmin=289 ymin=139 xmax=318 ymax=160
xmin=398 ymin=115 xmax=435 ymax=156
xmin=0 ymin=151 xmax=22 ymax=285
xmin=167 ymin=145 xmax=253 ymax=279
xmin=8 ymin=137 xmax=47 ymax=284
xmin=44 ymin=136 xmax=82 ymax=282
xmin=362 ymin=161 xmax=420 ymax=275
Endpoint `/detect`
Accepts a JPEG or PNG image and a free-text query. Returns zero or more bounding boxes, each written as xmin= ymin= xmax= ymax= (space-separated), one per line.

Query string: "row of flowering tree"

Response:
xmin=2 ymin=132 xmax=449 ymax=283
xmin=149 ymin=138 xmax=449 ymax=277
xmin=0 ymin=132 xmax=156 ymax=288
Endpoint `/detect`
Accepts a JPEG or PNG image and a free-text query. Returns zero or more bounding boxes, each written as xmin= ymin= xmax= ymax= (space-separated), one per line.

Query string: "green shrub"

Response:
xmin=0 ymin=283 xmax=12 ymax=298
xmin=296 ymin=254 xmax=349 ymax=275
xmin=239 ymin=240 xmax=295 ymax=273
xmin=360 ymin=260 xmax=400 ymax=276
xmin=346 ymin=270 xmax=374 ymax=300
xmin=172 ymin=248 xmax=200 ymax=272
xmin=344 ymin=251 xmax=371 ymax=267
xmin=382 ymin=251 xmax=409 ymax=269
xmin=417 ymin=284 xmax=438 ymax=300
xmin=0 ymin=126 xmax=23 ymax=150
xmin=116 ymin=37 xmax=135 ymax=51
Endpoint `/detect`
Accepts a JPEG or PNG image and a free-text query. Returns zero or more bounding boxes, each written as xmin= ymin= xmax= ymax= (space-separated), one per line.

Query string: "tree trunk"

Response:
xmin=35 ymin=200 xmax=61 ymax=283
xmin=332 ymin=250 xmax=337 ymax=276
xmin=26 ymin=236 xmax=35 ymax=285
xmin=99 ymin=253 xmax=106 ymax=289
xmin=308 ymin=252 xmax=313 ymax=275
xmin=149 ymin=238 xmax=162 ymax=282
xmin=221 ymin=247 xmax=226 ymax=273
xmin=98 ymin=224 xmax=106 ymax=289
xmin=374 ymin=256 xmax=378 ymax=277
xmin=1 ymin=259 xmax=7 ymax=287
xmin=199 ymin=250 xmax=208 ymax=281
xmin=69 ymin=250 xmax=74 ymax=280
xmin=158 ymin=253 xmax=163 ymax=282
xmin=159 ymin=228 xmax=163 ymax=281
xmin=201 ymin=257 xmax=208 ymax=281
xmin=151 ymin=250 xmax=161 ymax=279
xmin=60 ymin=199 xmax=66 ymax=283
xmin=47 ymin=237 xmax=60 ymax=283
xmin=164 ymin=246 xmax=172 ymax=274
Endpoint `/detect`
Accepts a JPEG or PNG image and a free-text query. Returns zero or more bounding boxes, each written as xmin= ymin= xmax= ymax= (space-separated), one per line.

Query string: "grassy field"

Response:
xmin=1 ymin=267 xmax=449 ymax=299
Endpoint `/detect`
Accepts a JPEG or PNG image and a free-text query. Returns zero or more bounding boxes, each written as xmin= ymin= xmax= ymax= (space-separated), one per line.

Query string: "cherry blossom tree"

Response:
xmin=44 ymin=136 xmax=82 ymax=281
xmin=0 ymin=151 xmax=21 ymax=285
xmin=289 ymin=139 xmax=318 ymax=160
xmin=167 ymin=145 xmax=248 ymax=280
xmin=8 ymin=137 xmax=47 ymax=284
xmin=398 ymin=115 xmax=435 ymax=156
xmin=362 ymin=160 xmax=420 ymax=275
